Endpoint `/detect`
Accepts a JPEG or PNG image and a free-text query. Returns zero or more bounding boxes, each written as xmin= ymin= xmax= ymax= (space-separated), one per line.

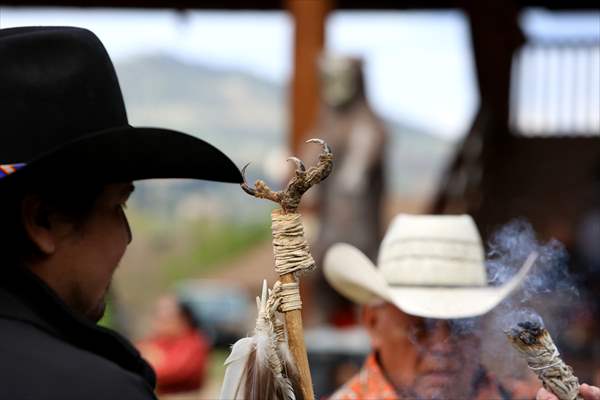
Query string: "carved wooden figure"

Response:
xmin=306 ymin=55 xmax=388 ymax=324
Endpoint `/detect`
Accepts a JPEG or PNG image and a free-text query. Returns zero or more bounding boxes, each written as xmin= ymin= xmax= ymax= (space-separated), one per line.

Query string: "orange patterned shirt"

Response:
xmin=328 ymin=353 xmax=513 ymax=400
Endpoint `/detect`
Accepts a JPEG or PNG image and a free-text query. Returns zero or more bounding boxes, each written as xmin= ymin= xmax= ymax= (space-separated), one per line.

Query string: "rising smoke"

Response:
xmin=487 ymin=219 xmax=578 ymax=305
xmin=480 ymin=219 xmax=581 ymax=378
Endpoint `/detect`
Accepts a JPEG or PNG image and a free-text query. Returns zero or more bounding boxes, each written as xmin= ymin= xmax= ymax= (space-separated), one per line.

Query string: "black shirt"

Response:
xmin=0 ymin=267 xmax=157 ymax=400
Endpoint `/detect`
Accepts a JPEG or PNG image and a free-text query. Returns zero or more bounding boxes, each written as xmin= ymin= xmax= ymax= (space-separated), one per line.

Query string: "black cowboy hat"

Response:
xmin=0 ymin=26 xmax=242 ymax=192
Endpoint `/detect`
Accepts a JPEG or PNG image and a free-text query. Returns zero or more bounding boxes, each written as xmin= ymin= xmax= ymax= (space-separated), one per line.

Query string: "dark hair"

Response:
xmin=0 ymin=182 xmax=104 ymax=265
xmin=178 ymin=300 xmax=201 ymax=329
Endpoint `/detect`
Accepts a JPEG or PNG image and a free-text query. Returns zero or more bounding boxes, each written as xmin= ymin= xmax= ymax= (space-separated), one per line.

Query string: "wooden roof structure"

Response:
xmin=4 ymin=0 xmax=598 ymax=9
xmin=7 ymin=0 xmax=599 ymax=246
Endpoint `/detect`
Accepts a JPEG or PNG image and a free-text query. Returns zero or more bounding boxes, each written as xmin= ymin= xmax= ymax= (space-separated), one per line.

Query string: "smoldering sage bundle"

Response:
xmin=506 ymin=320 xmax=582 ymax=400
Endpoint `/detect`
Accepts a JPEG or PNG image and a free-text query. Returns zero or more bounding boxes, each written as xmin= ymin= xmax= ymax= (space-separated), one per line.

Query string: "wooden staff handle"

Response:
xmin=281 ymin=273 xmax=314 ymax=400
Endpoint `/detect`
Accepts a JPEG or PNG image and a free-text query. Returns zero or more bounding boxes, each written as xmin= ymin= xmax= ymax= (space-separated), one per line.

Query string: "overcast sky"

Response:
xmin=1 ymin=7 xmax=598 ymax=139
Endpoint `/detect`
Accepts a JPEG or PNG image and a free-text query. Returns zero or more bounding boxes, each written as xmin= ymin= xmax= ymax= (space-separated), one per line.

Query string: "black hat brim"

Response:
xmin=1 ymin=126 xmax=243 ymax=192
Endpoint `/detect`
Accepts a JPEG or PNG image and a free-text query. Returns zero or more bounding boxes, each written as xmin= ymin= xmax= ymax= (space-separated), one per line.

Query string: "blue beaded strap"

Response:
xmin=0 ymin=163 xmax=26 ymax=179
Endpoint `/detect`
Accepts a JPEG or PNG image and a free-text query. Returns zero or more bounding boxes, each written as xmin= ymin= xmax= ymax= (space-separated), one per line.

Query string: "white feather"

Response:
xmin=278 ymin=339 xmax=297 ymax=400
xmin=284 ymin=379 xmax=296 ymax=400
xmin=278 ymin=340 xmax=297 ymax=376
xmin=220 ymin=280 xmax=298 ymax=400
xmin=219 ymin=337 xmax=254 ymax=400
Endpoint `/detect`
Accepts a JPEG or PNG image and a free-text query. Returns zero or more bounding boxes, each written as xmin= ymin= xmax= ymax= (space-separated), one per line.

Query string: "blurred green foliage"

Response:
xmin=161 ymin=219 xmax=271 ymax=284
xmin=98 ymin=301 xmax=113 ymax=329
xmin=208 ymin=348 xmax=229 ymax=388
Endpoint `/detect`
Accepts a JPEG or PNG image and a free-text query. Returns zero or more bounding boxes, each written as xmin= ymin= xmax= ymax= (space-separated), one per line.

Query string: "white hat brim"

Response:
xmin=324 ymin=243 xmax=535 ymax=319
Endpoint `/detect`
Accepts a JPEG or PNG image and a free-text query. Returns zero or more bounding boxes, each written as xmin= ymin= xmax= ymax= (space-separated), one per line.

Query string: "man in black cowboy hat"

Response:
xmin=0 ymin=26 xmax=242 ymax=399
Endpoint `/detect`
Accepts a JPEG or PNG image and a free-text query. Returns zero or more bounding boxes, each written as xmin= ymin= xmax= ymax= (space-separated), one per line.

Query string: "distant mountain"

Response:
xmin=114 ymin=54 xmax=455 ymax=216
xmin=117 ymin=54 xmax=285 ymax=164
xmin=385 ymin=118 xmax=455 ymax=196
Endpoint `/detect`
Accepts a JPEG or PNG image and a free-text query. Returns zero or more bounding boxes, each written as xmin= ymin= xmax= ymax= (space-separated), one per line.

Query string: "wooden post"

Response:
xmin=287 ymin=0 xmax=331 ymax=154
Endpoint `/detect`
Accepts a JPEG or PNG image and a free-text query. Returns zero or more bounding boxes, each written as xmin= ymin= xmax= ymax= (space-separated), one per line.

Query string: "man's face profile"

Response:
xmin=24 ymin=182 xmax=134 ymax=322
xmin=364 ymin=302 xmax=481 ymax=399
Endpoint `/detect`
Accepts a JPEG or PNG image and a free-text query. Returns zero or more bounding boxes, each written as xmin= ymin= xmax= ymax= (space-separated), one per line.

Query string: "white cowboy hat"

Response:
xmin=323 ymin=214 xmax=536 ymax=319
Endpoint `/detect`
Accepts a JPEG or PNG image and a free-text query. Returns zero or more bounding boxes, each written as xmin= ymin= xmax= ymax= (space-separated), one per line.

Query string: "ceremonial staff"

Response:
xmin=219 ymin=139 xmax=333 ymax=400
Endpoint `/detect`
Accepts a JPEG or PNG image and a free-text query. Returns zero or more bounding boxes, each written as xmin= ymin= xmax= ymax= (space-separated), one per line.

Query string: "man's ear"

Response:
xmin=362 ymin=304 xmax=383 ymax=350
xmin=21 ymin=195 xmax=56 ymax=255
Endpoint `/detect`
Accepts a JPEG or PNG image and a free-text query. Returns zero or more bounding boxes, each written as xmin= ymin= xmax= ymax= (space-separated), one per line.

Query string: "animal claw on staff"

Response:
xmin=239 ymin=138 xmax=334 ymax=213
xmin=287 ymin=157 xmax=306 ymax=172
xmin=240 ymin=162 xmax=282 ymax=204
xmin=240 ymin=163 xmax=258 ymax=197
xmin=306 ymin=138 xmax=332 ymax=155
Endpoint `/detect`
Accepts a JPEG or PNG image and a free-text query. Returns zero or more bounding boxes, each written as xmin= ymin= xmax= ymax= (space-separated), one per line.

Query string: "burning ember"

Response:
xmin=506 ymin=319 xmax=582 ymax=400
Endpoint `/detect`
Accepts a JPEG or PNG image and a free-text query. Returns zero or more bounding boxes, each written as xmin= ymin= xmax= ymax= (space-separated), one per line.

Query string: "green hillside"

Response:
xmin=115 ymin=54 xmax=455 ymax=212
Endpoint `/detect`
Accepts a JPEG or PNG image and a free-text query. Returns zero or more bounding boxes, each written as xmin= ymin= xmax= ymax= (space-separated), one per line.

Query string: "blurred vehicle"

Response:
xmin=176 ymin=279 xmax=254 ymax=348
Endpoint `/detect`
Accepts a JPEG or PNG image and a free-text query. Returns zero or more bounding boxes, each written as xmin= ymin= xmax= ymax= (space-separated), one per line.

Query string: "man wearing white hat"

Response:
xmin=324 ymin=214 xmax=599 ymax=400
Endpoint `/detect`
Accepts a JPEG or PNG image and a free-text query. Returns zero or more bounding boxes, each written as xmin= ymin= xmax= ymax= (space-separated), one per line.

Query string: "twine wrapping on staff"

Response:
xmin=271 ymin=280 xmax=303 ymax=312
xmin=257 ymin=284 xmax=284 ymax=381
xmin=271 ymin=212 xmax=315 ymax=277
xmin=270 ymin=210 xmax=315 ymax=399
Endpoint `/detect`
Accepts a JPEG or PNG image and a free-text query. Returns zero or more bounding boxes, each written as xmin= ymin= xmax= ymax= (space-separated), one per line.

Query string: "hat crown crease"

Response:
xmin=324 ymin=214 xmax=535 ymax=319
xmin=377 ymin=215 xmax=487 ymax=287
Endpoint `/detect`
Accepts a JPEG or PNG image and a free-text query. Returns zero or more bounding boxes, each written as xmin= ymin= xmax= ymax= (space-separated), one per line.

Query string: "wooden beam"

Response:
xmin=287 ymin=0 xmax=331 ymax=153
xmin=467 ymin=0 xmax=524 ymax=130
xmin=431 ymin=0 xmax=525 ymax=215
xmin=2 ymin=0 xmax=597 ymax=10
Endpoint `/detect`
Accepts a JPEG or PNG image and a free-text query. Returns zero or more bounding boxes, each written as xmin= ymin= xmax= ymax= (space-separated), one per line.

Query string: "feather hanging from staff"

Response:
xmin=219 ymin=280 xmax=303 ymax=400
